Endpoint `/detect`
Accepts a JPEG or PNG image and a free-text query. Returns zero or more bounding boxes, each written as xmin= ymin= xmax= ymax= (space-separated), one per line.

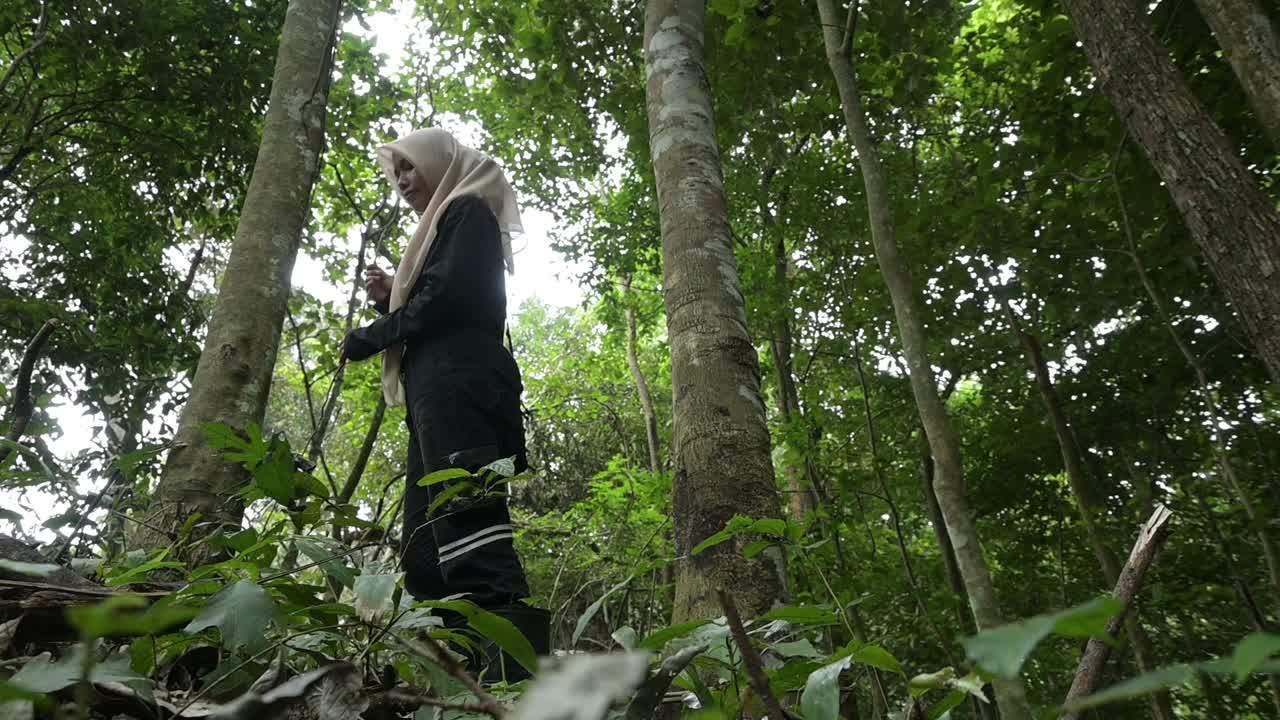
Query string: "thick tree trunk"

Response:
xmin=1009 ymin=316 xmax=1174 ymax=720
xmin=623 ymin=278 xmax=663 ymax=475
xmin=643 ymin=0 xmax=787 ymax=621
xmin=815 ymin=2 xmax=1032 ymax=717
xmin=1193 ymin=0 xmax=1280 ymax=151
xmin=1060 ymin=0 xmax=1280 ymax=386
xmin=140 ymin=0 xmax=341 ymax=549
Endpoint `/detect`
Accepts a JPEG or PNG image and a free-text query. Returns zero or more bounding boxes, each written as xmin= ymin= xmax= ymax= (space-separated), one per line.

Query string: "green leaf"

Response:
xmin=851 ymin=644 xmax=904 ymax=675
xmin=760 ymin=605 xmax=839 ymax=626
xmin=801 ymin=655 xmax=853 ymax=720
xmin=353 ymin=572 xmax=402 ymax=623
xmin=963 ymin=597 xmax=1123 ymax=679
xmin=7 ymin=652 xmax=79 ymax=693
xmin=294 ymin=536 xmax=356 ymax=588
xmin=771 ymin=639 xmax=823 ymax=659
xmin=1232 ymin=632 xmax=1280 ymax=681
xmin=1063 ymin=664 xmax=1196 ymax=713
xmin=1050 ymin=596 xmax=1123 ymax=638
xmin=612 ymin=626 xmax=638 ymax=650
xmin=185 ymin=580 xmax=276 ymax=652
xmin=418 ymin=467 xmax=472 ymax=488
xmin=106 ymin=558 xmax=185 ymax=587
xmin=927 ymin=690 xmax=969 ymax=720
xmin=910 ymin=667 xmax=957 ymax=698
xmin=573 ymin=576 xmax=633 ymax=646
xmin=42 ymin=511 xmax=80 ymax=530
xmin=479 ymin=456 xmax=517 ymax=478
xmin=639 ymin=619 xmax=713 ymax=649
xmin=203 ymin=422 xmax=248 ymax=450
xmin=742 ymin=540 xmax=772 ymax=559
xmin=112 ymin=444 xmax=165 ymax=483
xmin=0 ymin=509 xmax=24 ymax=524
xmin=210 ymin=528 xmax=259 ymax=554
xmin=427 ymin=481 xmax=476 ymax=517
xmin=691 ymin=516 xmax=786 ymax=556
xmin=295 ymin=472 xmax=330 ymax=500
xmin=67 ymin=594 xmax=196 ymax=638
xmin=249 ymin=442 xmax=297 ymax=504
xmin=0 ymin=560 xmax=59 ymax=578
xmin=418 ymin=600 xmax=539 ymax=674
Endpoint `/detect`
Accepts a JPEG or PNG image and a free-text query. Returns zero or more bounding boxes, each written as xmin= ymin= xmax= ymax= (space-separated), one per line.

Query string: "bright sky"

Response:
xmin=21 ymin=3 xmax=585 ymax=538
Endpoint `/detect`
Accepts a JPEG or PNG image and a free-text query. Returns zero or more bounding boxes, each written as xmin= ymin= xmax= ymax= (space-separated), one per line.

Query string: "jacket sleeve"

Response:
xmin=343 ymin=196 xmax=502 ymax=361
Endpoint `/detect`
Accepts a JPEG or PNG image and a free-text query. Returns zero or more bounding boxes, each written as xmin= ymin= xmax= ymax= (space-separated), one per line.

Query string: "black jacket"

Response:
xmin=344 ymin=195 xmax=526 ymax=473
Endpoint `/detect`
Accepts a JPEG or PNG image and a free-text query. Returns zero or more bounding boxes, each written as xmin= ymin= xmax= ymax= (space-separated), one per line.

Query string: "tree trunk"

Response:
xmin=766 ymin=232 xmax=816 ymax=521
xmin=643 ymin=0 xmax=787 ymax=621
xmin=1059 ymin=0 xmax=1280 ymax=386
xmin=1193 ymin=0 xmax=1280 ymax=151
xmin=1008 ymin=314 xmax=1175 ymax=720
xmin=815 ymin=2 xmax=1033 ymax=717
xmin=139 ymin=0 xmax=341 ymax=549
xmin=623 ymin=278 xmax=663 ymax=475
xmin=920 ymin=426 xmax=1000 ymax=720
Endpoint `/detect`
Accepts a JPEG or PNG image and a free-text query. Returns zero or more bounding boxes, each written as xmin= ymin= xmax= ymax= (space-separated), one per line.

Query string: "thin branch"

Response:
xmin=625 ymin=644 xmax=708 ymax=720
xmin=850 ymin=331 xmax=958 ymax=667
xmin=259 ymin=543 xmax=379 ymax=584
xmin=171 ymin=625 xmax=341 ymax=718
xmin=391 ymin=632 xmax=507 ymax=719
xmin=839 ymin=0 xmax=860 ymax=55
xmin=0 ymin=0 xmax=49 ymax=101
xmin=1 ymin=319 xmax=59 ymax=466
xmin=717 ymin=589 xmax=793 ymax=720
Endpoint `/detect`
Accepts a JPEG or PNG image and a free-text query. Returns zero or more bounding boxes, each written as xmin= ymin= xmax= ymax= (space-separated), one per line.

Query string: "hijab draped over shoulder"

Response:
xmin=375 ymin=128 xmax=522 ymax=405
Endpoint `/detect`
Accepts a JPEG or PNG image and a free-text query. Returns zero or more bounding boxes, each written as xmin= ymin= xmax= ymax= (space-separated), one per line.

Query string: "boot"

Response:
xmin=478 ymin=602 xmax=551 ymax=684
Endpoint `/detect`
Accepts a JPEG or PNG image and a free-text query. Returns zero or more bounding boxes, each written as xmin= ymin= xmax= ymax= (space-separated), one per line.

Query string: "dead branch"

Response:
xmin=1063 ymin=505 xmax=1174 ymax=716
xmin=624 ymin=643 xmax=707 ymax=720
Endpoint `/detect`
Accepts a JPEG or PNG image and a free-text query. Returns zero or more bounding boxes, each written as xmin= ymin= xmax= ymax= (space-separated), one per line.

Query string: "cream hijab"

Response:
xmin=376 ymin=128 xmax=522 ymax=406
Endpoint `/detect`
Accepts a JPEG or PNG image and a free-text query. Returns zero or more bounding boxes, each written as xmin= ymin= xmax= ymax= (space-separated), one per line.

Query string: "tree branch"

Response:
xmin=1063 ymin=505 xmax=1173 ymax=715
xmin=625 ymin=643 xmax=707 ymax=720
xmin=392 ymin=632 xmax=507 ymax=719
xmin=718 ymin=589 xmax=792 ymax=720
xmin=1 ymin=319 xmax=59 ymax=466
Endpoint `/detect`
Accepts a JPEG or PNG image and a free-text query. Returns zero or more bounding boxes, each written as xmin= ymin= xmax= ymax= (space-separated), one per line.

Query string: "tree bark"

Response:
xmin=1007 ymin=313 xmax=1174 ymax=720
xmin=139 ymin=0 xmax=341 ymax=549
xmin=1193 ymin=0 xmax=1280 ymax=151
xmin=623 ymin=278 xmax=663 ymax=475
xmin=815 ymin=2 xmax=1033 ymax=717
xmin=1063 ymin=505 xmax=1174 ymax=718
xmin=1059 ymin=0 xmax=1280 ymax=386
xmin=643 ymin=0 xmax=787 ymax=621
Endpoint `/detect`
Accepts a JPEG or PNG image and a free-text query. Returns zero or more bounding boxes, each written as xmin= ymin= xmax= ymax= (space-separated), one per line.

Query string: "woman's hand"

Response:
xmin=364 ymin=265 xmax=393 ymax=305
xmin=339 ymin=329 xmax=379 ymax=363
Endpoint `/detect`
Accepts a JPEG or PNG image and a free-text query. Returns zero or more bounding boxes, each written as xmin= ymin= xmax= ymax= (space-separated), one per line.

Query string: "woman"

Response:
xmin=340 ymin=128 xmax=548 ymax=680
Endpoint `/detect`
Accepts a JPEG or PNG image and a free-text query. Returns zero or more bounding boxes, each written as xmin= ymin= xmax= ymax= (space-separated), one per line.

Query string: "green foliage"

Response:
xmin=2 ymin=0 xmax=1278 ymax=715
xmin=962 ymin=597 xmax=1123 ymax=679
xmin=184 ymin=580 xmax=278 ymax=653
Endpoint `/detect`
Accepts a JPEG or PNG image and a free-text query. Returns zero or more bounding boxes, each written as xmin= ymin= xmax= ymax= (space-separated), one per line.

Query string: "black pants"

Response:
xmin=400 ymin=407 xmax=530 ymax=607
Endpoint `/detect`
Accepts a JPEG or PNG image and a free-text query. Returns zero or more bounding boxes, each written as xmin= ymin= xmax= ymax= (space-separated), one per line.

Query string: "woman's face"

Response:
xmin=394 ymin=155 xmax=432 ymax=214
